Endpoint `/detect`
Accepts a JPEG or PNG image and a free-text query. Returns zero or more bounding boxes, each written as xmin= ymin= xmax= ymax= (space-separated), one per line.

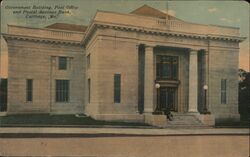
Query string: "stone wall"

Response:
xmin=6 ymin=39 xmax=85 ymax=114
xmin=85 ymin=28 xmax=144 ymax=121
xmin=208 ymin=41 xmax=240 ymax=122
xmin=85 ymin=26 xmax=241 ymax=123
xmin=85 ymin=31 xmax=101 ymax=116
xmin=4 ymin=21 xmax=242 ymax=123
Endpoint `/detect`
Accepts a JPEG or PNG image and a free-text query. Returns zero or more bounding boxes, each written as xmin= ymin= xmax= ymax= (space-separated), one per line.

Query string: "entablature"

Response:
xmin=3 ymin=33 xmax=81 ymax=46
xmin=82 ymin=21 xmax=246 ymax=47
xmin=3 ymin=25 xmax=84 ymax=45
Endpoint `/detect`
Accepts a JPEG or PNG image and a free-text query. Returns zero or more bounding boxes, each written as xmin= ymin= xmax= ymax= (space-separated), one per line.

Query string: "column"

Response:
xmin=203 ymin=50 xmax=210 ymax=113
xmin=144 ymin=46 xmax=154 ymax=113
xmin=188 ymin=49 xmax=199 ymax=113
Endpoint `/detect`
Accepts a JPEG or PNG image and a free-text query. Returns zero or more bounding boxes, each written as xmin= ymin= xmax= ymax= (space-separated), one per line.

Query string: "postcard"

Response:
xmin=0 ymin=0 xmax=249 ymax=156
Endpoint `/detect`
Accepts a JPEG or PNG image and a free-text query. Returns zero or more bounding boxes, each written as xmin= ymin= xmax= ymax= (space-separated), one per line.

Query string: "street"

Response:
xmin=0 ymin=135 xmax=249 ymax=157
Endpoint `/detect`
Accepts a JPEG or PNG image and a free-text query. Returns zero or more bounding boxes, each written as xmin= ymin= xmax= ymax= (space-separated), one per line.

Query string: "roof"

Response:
xmin=45 ymin=5 xmax=177 ymax=33
xmin=45 ymin=23 xmax=88 ymax=32
xmin=130 ymin=4 xmax=176 ymax=20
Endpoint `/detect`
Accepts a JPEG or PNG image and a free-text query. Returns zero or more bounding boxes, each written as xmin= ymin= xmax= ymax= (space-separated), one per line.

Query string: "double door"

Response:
xmin=157 ymin=87 xmax=177 ymax=112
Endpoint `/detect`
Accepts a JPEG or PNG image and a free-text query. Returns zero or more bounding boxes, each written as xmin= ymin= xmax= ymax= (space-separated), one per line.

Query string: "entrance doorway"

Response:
xmin=157 ymin=87 xmax=177 ymax=113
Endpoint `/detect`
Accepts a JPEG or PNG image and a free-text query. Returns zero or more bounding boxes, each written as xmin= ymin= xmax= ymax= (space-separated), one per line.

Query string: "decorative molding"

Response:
xmin=189 ymin=47 xmax=203 ymax=53
xmin=82 ymin=22 xmax=246 ymax=47
xmin=189 ymin=49 xmax=199 ymax=55
xmin=144 ymin=44 xmax=156 ymax=49
xmin=2 ymin=34 xmax=81 ymax=46
xmin=5 ymin=22 xmax=245 ymax=49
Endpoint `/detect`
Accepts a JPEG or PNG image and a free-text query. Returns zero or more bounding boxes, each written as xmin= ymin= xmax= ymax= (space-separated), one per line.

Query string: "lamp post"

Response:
xmin=203 ymin=85 xmax=210 ymax=114
xmin=155 ymin=83 xmax=161 ymax=113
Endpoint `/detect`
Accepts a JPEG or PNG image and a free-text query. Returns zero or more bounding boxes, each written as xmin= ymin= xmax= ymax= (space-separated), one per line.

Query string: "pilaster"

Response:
xmin=144 ymin=45 xmax=155 ymax=113
xmin=188 ymin=49 xmax=199 ymax=113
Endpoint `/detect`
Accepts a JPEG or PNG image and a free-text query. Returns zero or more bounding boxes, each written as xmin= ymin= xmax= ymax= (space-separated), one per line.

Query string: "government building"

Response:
xmin=2 ymin=5 xmax=245 ymax=126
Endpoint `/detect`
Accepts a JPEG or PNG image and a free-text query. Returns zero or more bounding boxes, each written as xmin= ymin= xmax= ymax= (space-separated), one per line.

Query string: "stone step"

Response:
xmin=166 ymin=114 xmax=205 ymax=127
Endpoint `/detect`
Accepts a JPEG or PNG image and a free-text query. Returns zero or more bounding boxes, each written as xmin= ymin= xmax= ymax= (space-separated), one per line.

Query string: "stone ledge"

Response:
xmin=196 ymin=114 xmax=215 ymax=126
xmin=92 ymin=114 xmax=144 ymax=122
xmin=144 ymin=114 xmax=167 ymax=127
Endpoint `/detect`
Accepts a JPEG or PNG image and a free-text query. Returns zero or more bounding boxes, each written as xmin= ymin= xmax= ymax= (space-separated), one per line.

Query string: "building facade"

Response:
xmin=2 ymin=5 xmax=245 ymax=126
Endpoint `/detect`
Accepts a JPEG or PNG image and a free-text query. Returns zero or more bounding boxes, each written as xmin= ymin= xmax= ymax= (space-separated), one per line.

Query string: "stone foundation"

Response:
xmin=144 ymin=114 xmax=167 ymax=127
xmin=91 ymin=114 xmax=144 ymax=123
xmin=196 ymin=114 xmax=215 ymax=126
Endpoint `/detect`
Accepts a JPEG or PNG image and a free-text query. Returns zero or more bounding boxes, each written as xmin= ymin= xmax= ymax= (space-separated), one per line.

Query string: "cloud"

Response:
xmin=0 ymin=52 xmax=8 ymax=78
xmin=168 ymin=10 xmax=176 ymax=16
xmin=0 ymin=38 xmax=8 ymax=53
xmin=208 ymin=7 xmax=218 ymax=13
xmin=239 ymin=42 xmax=250 ymax=71
xmin=220 ymin=17 xmax=232 ymax=23
xmin=220 ymin=17 xmax=241 ymax=24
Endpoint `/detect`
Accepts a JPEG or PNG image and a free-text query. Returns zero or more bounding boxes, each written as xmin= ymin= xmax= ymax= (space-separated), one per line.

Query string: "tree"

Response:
xmin=238 ymin=69 xmax=250 ymax=121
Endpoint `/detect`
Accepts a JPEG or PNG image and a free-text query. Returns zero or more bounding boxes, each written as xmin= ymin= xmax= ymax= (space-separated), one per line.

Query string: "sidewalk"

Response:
xmin=0 ymin=127 xmax=248 ymax=137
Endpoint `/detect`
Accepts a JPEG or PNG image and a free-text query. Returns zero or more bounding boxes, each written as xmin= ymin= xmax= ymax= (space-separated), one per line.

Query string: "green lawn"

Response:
xmin=215 ymin=120 xmax=249 ymax=128
xmin=0 ymin=114 xmax=149 ymax=127
xmin=1 ymin=114 xmax=247 ymax=128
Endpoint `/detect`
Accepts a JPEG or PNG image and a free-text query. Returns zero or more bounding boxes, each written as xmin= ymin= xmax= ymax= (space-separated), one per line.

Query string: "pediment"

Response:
xmin=130 ymin=4 xmax=179 ymax=21
xmin=45 ymin=23 xmax=88 ymax=32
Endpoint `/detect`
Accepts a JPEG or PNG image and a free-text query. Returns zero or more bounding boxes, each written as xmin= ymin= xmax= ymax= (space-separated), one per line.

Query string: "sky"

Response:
xmin=0 ymin=0 xmax=249 ymax=77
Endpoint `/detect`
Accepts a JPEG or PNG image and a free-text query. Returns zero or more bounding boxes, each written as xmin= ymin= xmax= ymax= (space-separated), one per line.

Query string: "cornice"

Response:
xmin=206 ymin=34 xmax=246 ymax=42
xmin=7 ymin=24 xmax=86 ymax=35
xmin=2 ymin=33 xmax=82 ymax=46
xmin=82 ymin=22 xmax=246 ymax=47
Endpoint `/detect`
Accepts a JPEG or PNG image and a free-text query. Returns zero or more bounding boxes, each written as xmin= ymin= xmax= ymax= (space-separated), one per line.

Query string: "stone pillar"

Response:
xmin=188 ymin=49 xmax=199 ymax=113
xmin=203 ymin=50 xmax=210 ymax=113
xmin=144 ymin=45 xmax=154 ymax=113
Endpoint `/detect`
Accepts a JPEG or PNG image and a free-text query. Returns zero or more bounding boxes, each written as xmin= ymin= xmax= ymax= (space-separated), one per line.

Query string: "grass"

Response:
xmin=0 ymin=114 xmax=149 ymax=127
xmin=215 ymin=119 xmax=249 ymax=128
xmin=0 ymin=114 xmax=247 ymax=128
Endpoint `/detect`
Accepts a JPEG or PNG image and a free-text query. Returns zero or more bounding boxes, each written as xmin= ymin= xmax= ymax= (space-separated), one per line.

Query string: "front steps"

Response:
xmin=166 ymin=113 xmax=206 ymax=128
xmin=0 ymin=112 xmax=7 ymax=116
xmin=144 ymin=113 xmax=215 ymax=128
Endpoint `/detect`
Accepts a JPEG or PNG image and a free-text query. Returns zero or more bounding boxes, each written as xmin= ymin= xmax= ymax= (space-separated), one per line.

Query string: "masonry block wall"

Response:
xmin=3 ymin=5 xmax=245 ymax=124
xmin=6 ymin=39 xmax=85 ymax=114
xmin=208 ymin=40 xmax=240 ymax=122
xmin=85 ymin=31 xmax=100 ymax=117
xmin=85 ymin=28 xmax=144 ymax=121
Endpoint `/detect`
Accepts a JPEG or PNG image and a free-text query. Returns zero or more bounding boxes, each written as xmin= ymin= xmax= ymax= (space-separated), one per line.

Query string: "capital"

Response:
xmin=144 ymin=45 xmax=155 ymax=52
xmin=144 ymin=43 xmax=155 ymax=48
xmin=189 ymin=48 xmax=200 ymax=52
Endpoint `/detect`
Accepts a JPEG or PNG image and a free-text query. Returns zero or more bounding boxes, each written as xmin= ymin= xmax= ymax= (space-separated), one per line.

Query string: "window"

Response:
xmin=56 ymin=80 xmax=69 ymax=102
xmin=156 ymin=55 xmax=178 ymax=80
xmin=87 ymin=54 xmax=90 ymax=68
xmin=114 ymin=74 xmax=121 ymax=103
xmin=58 ymin=57 xmax=67 ymax=70
xmin=26 ymin=79 xmax=33 ymax=102
xmin=88 ymin=78 xmax=91 ymax=103
xmin=221 ymin=79 xmax=227 ymax=104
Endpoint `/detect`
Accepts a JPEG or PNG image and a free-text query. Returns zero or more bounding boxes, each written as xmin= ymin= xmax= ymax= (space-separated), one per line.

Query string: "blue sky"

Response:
xmin=0 ymin=0 xmax=249 ymax=71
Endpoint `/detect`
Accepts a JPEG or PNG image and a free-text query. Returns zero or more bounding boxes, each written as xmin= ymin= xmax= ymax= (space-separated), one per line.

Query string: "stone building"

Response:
xmin=2 ymin=5 xmax=245 ymax=126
